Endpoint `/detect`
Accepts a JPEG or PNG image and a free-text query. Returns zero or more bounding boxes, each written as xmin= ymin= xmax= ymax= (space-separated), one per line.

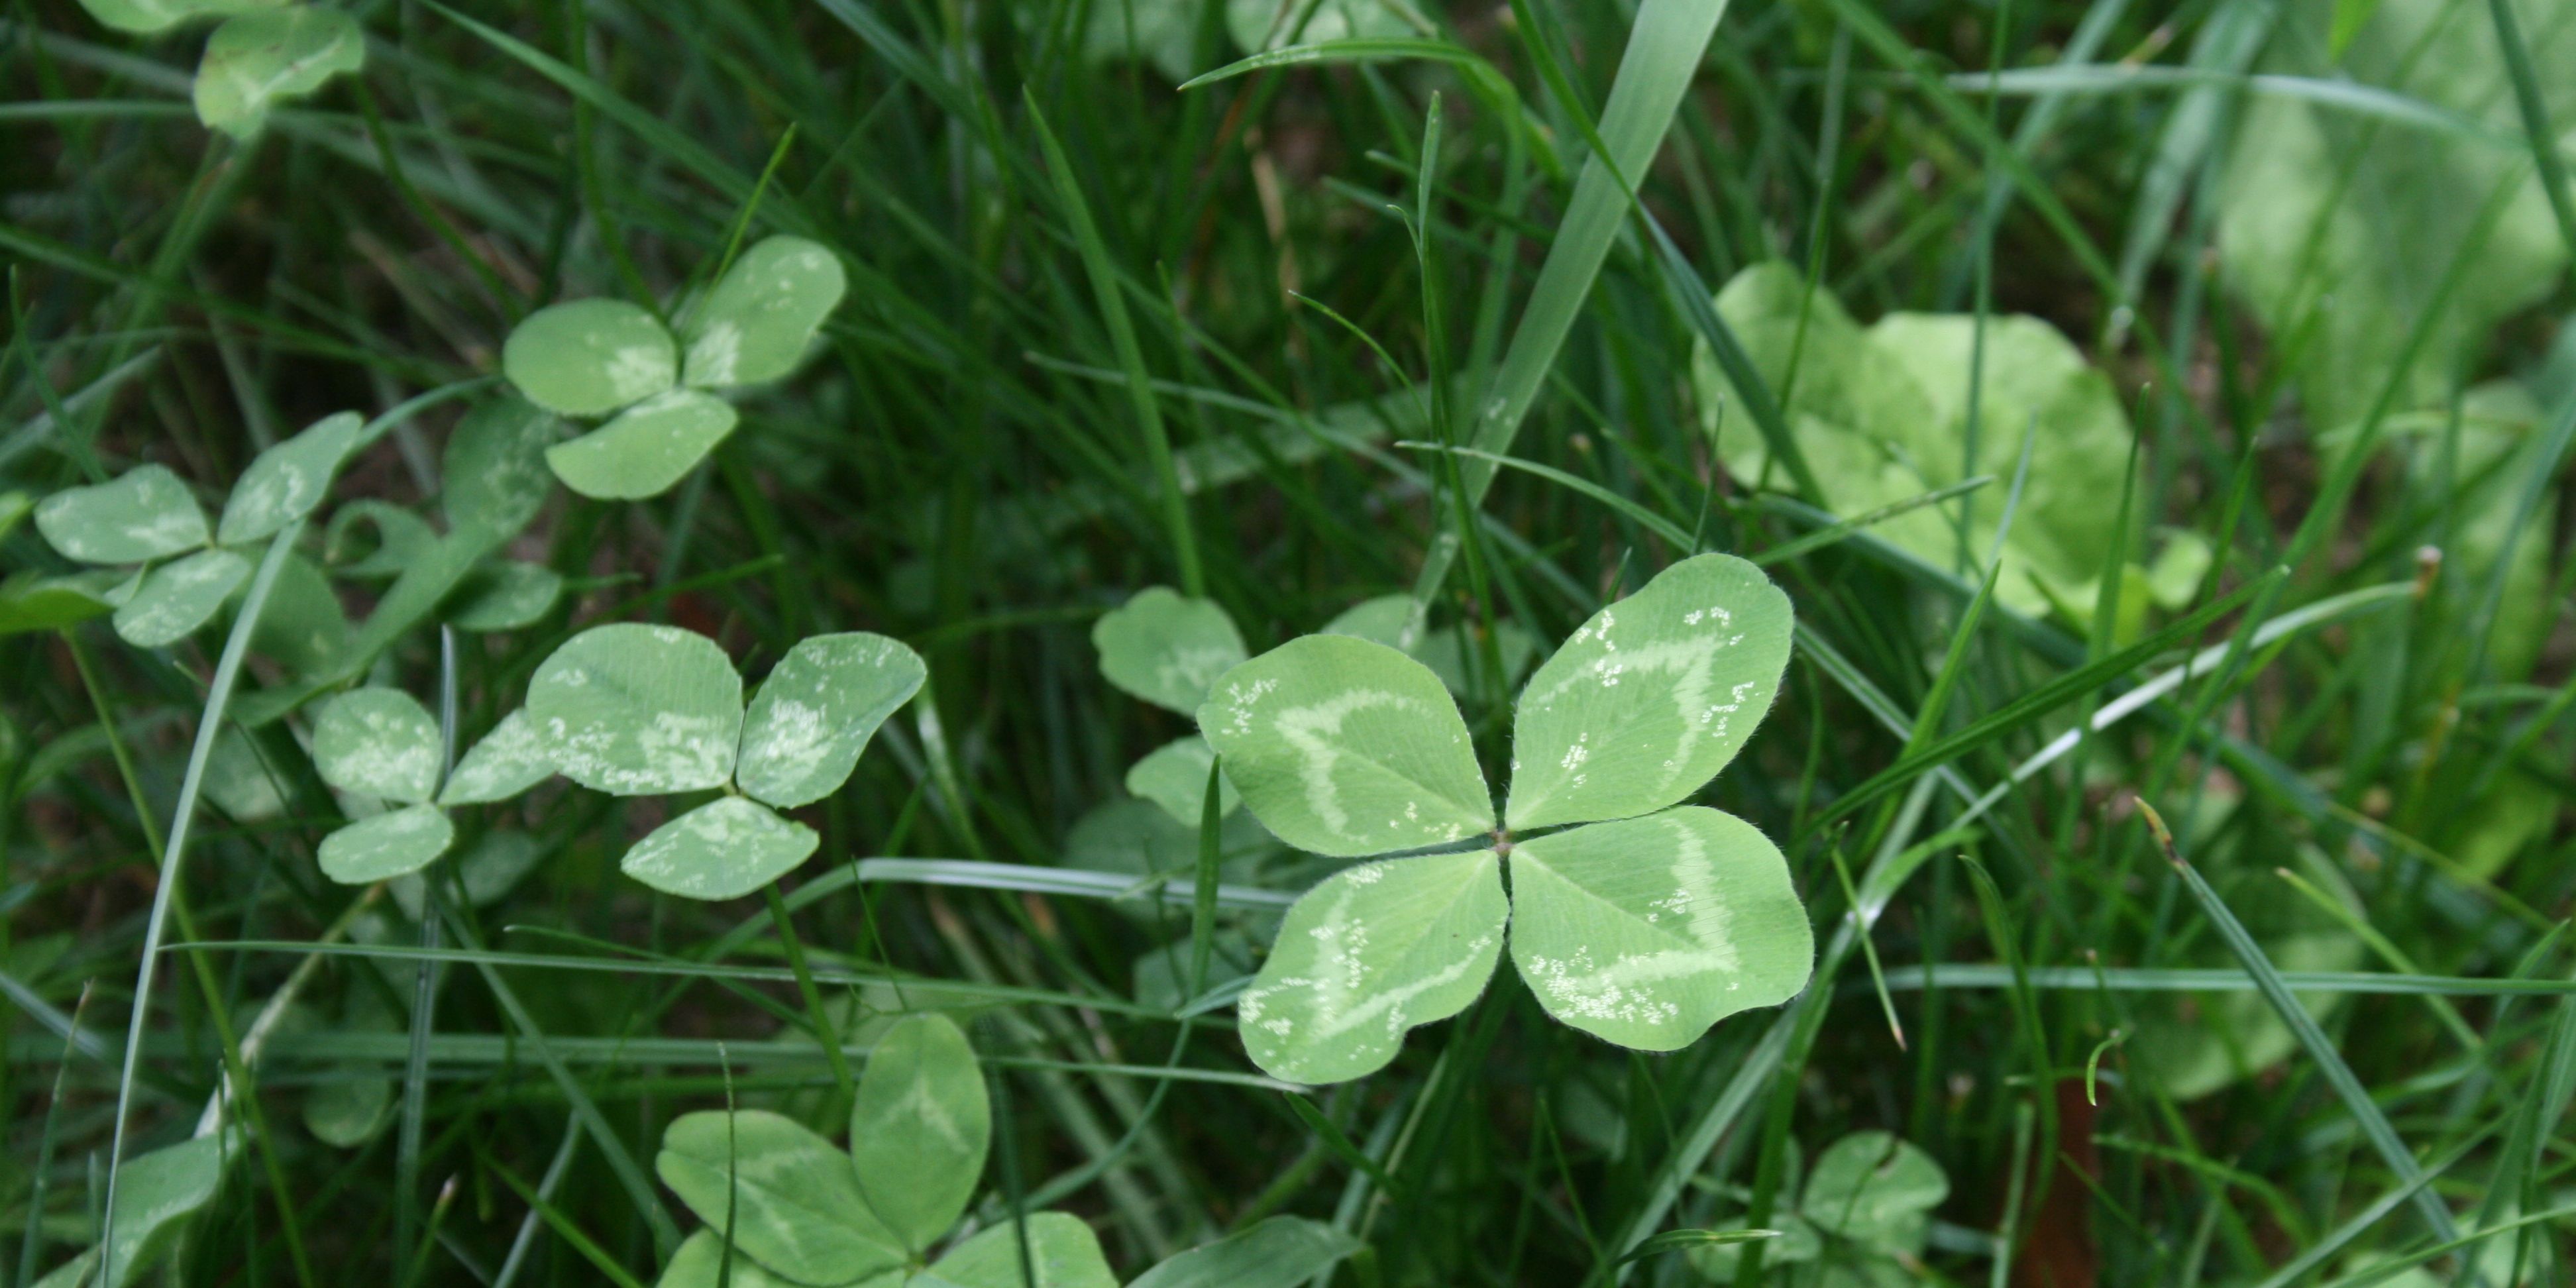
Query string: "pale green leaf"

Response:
xmin=619 ymin=797 xmax=817 ymax=900
xmin=851 ymin=1013 xmax=989 ymax=1252
xmin=1095 ymin=586 xmax=1248 ymax=714
xmin=653 ymin=1231 xmax=813 ymax=1288
xmin=1325 ymin=594 xmax=1536 ymax=697
xmin=250 ymin=554 xmax=350 ymax=673
xmin=1198 ymin=635 xmax=1492 ymax=857
xmin=303 ymin=988 xmax=396 ymax=1148
xmin=0 ymin=572 xmax=116 ymax=636
xmin=1062 ymin=797 xmax=1275 ymax=896
xmin=192 ymin=8 xmax=365 ymax=140
xmin=437 ymin=709 xmax=555 ymax=806
xmin=390 ymin=831 xmax=544 ymax=920
xmin=1687 ymin=1216 xmax=1819 ymax=1280
xmin=735 ymin=631 xmax=926 ymax=810
xmin=1225 ymin=0 xmax=1411 ymax=52
xmin=544 ymin=389 xmax=737 ymax=500
xmin=1125 ymin=1216 xmax=1365 ymax=1288
xmin=0 ymin=490 xmax=25 ymax=544
xmin=503 ymin=299 xmax=676 ymax=417
xmin=113 ymin=547 xmax=250 ymax=647
xmin=1505 ymin=807 xmax=1811 ymax=1051
xmin=1415 ymin=622 xmax=1538 ymax=698
xmin=1237 ymin=849 xmax=1505 ymax=1083
xmin=1124 ymin=735 xmax=1238 ymax=825
xmin=1799 ymin=1132 xmax=1947 ymax=1254
xmin=1504 ymin=553 xmax=1791 ymax=831
xmin=217 ymin=411 xmax=358 ymax=544
xmin=1320 ymin=594 xmax=1417 ymax=648
xmin=312 ymin=686 xmax=442 ymax=804
xmin=46 ymin=1135 xmax=231 ymax=1288
xmin=445 ymin=561 xmax=562 ymax=632
xmin=202 ymin=727 xmax=286 ymax=822
xmin=441 ymin=394 xmax=559 ymax=537
xmin=325 ymin=501 xmax=438 ymax=578
xmin=529 ymin=623 xmax=742 ymax=796
xmin=35 ymin=464 xmax=207 ymax=565
xmin=655 ymin=1109 xmax=907 ymax=1287
xmin=916 ymin=1212 xmax=1117 ymax=1288
xmin=682 ymin=235 xmax=847 ymax=388
xmin=1081 ymin=0 xmax=1202 ymax=82
xmin=319 ymin=804 xmax=455 ymax=883
xmin=73 ymin=0 xmax=279 ymax=34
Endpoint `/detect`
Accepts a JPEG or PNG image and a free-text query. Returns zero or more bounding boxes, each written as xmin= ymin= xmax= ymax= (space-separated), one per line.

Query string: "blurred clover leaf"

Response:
xmin=70 ymin=0 xmax=364 ymax=137
xmin=1093 ymin=585 xmax=1250 ymax=827
xmin=32 ymin=413 xmax=356 ymax=648
xmin=30 ymin=1134 xmax=230 ymax=1288
xmin=192 ymin=7 xmax=363 ymax=138
xmin=527 ymin=624 xmax=923 ymax=898
xmin=1690 ymin=1131 xmax=1949 ymax=1287
xmin=308 ymin=688 xmax=554 ymax=884
xmin=502 ymin=237 xmax=846 ymax=500
xmin=1199 ymin=553 xmax=1811 ymax=1084
xmin=654 ymin=1014 xmax=1119 ymax=1288
xmin=1691 ymin=263 xmax=2200 ymax=633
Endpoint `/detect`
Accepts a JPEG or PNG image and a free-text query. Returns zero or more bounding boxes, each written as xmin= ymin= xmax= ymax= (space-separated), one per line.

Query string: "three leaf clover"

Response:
xmin=73 ymin=1 xmax=363 ymax=139
xmin=308 ymin=690 xmax=554 ymax=883
xmin=1690 ymin=1132 xmax=1949 ymax=1287
xmin=28 ymin=1134 xmax=229 ymax=1288
xmin=1198 ymin=553 xmax=1813 ymax=1083
xmin=502 ymin=237 xmax=847 ymax=500
xmin=33 ymin=412 xmax=358 ymax=648
xmin=654 ymin=1014 xmax=1118 ymax=1288
xmin=525 ymin=623 xmax=924 ymax=899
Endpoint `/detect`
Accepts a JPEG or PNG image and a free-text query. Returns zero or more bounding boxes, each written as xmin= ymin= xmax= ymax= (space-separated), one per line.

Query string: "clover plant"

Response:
xmin=28 ymin=1134 xmax=229 ymax=1288
xmin=1080 ymin=0 xmax=1410 ymax=82
xmin=306 ymin=689 xmax=554 ymax=883
xmin=32 ymin=412 xmax=357 ymax=649
xmin=72 ymin=0 xmax=363 ymax=138
xmin=526 ymin=623 xmax=924 ymax=898
xmin=1199 ymin=552 xmax=1811 ymax=1083
xmin=1690 ymin=1131 xmax=1949 ymax=1287
xmin=1690 ymin=264 xmax=2207 ymax=630
xmin=653 ymin=1013 xmax=1118 ymax=1288
xmin=502 ymin=237 xmax=846 ymax=500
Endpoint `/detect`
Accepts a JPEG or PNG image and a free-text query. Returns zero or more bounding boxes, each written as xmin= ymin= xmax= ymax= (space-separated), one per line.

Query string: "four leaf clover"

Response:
xmin=653 ymin=1014 xmax=1117 ymax=1288
xmin=525 ymin=623 xmax=924 ymax=898
xmin=33 ymin=412 xmax=357 ymax=648
xmin=502 ymin=237 xmax=847 ymax=500
xmin=1198 ymin=553 xmax=1813 ymax=1083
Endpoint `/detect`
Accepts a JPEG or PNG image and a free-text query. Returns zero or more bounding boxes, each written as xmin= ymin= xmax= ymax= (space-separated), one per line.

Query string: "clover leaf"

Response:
xmin=1091 ymin=586 xmax=1252 ymax=828
xmin=1324 ymin=593 xmax=1539 ymax=699
xmin=1199 ymin=553 xmax=1810 ymax=1083
xmin=192 ymin=7 xmax=364 ymax=139
xmin=308 ymin=688 xmax=553 ymax=883
xmin=500 ymin=236 xmax=845 ymax=500
xmin=1691 ymin=1132 xmax=1949 ymax=1286
xmin=32 ymin=413 xmax=357 ymax=649
xmin=654 ymin=1014 xmax=1117 ymax=1288
xmin=527 ymin=624 xmax=924 ymax=899
xmin=1692 ymin=264 xmax=2200 ymax=631
xmin=29 ymin=1134 xmax=231 ymax=1288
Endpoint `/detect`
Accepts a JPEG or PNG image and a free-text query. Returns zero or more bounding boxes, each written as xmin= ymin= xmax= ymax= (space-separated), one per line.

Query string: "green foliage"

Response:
xmin=502 ymin=237 xmax=846 ymax=499
xmin=30 ymin=413 xmax=358 ymax=647
xmin=1691 ymin=1132 xmax=1949 ymax=1285
xmin=528 ymin=623 xmax=923 ymax=897
xmin=32 ymin=1136 xmax=231 ymax=1288
xmin=1206 ymin=554 xmax=1809 ymax=1082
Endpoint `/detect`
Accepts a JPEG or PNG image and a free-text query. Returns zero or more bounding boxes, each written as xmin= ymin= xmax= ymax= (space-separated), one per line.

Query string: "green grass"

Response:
xmin=5 ymin=0 xmax=2576 ymax=1283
